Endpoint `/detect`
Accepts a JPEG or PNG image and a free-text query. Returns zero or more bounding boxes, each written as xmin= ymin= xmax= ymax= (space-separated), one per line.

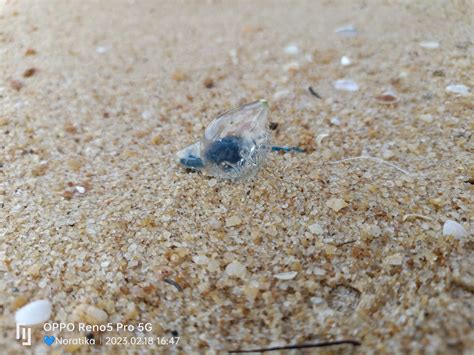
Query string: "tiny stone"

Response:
xmin=208 ymin=178 xmax=217 ymax=187
xmin=274 ymin=271 xmax=298 ymax=280
xmin=335 ymin=25 xmax=357 ymax=36
xmin=446 ymin=84 xmax=470 ymax=96
xmin=72 ymin=304 xmax=108 ymax=325
xmin=23 ymin=68 xmax=37 ymax=78
xmin=385 ymin=253 xmax=403 ymax=266
xmin=284 ymin=44 xmax=300 ymax=55
xmin=308 ymin=223 xmax=324 ymax=235
xmin=208 ymin=217 xmax=221 ymax=230
xmin=141 ymin=111 xmax=152 ymax=120
xmin=419 ymin=41 xmax=439 ymax=49
xmin=283 ymin=61 xmax=300 ymax=73
xmin=96 ymin=46 xmax=109 ymax=54
xmin=330 ymin=116 xmax=341 ymax=125
xmin=32 ymin=163 xmax=48 ymax=177
xmin=243 ymin=286 xmax=259 ymax=300
xmin=15 ymin=299 xmax=52 ymax=326
xmin=340 ymin=56 xmax=351 ymax=66
xmin=207 ymin=259 xmax=220 ymax=272
xmin=75 ymin=185 xmax=86 ymax=194
xmin=334 ymin=79 xmax=359 ymax=92
xmin=192 ymin=255 xmax=209 ymax=265
xmin=225 ymin=261 xmax=246 ymax=278
xmin=326 ymin=198 xmax=348 ymax=212
xmin=225 ymin=215 xmax=242 ymax=227
xmin=443 ymin=220 xmax=467 ymax=239
xmin=419 ymin=114 xmax=433 ymax=123
xmin=273 ymin=89 xmax=291 ymax=101
xmin=203 ymin=78 xmax=214 ymax=88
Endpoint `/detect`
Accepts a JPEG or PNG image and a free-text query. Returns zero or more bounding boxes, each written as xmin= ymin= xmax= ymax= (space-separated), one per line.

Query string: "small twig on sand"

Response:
xmin=330 ymin=156 xmax=412 ymax=176
xmin=229 ymin=339 xmax=361 ymax=353
xmin=308 ymin=86 xmax=322 ymax=99
xmin=164 ymin=278 xmax=183 ymax=291
xmin=335 ymin=240 xmax=357 ymax=247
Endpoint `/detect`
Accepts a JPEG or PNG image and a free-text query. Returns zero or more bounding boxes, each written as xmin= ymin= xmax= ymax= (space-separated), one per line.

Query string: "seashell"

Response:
xmin=15 ymin=299 xmax=52 ymax=326
xmin=375 ymin=90 xmax=399 ymax=104
xmin=334 ymin=79 xmax=359 ymax=92
xmin=443 ymin=220 xmax=467 ymax=239
xmin=177 ymin=100 xmax=271 ymax=180
xmin=445 ymin=84 xmax=470 ymax=96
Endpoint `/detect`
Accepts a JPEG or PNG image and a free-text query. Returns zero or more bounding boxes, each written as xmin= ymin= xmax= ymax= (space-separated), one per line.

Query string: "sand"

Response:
xmin=1 ymin=0 xmax=473 ymax=353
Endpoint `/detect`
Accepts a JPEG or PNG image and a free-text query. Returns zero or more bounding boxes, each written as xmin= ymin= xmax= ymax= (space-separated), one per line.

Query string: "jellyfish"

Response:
xmin=177 ymin=100 xmax=302 ymax=180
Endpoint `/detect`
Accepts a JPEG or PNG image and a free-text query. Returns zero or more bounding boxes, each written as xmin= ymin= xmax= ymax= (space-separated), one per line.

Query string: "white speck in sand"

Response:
xmin=75 ymin=186 xmax=85 ymax=194
xmin=273 ymin=89 xmax=291 ymax=101
xmin=95 ymin=46 xmax=110 ymax=54
xmin=15 ymin=300 xmax=52 ymax=326
xmin=141 ymin=111 xmax=152 ymax=120
xmin=334 ymin=79 xmax=359 ymax=91
xmin=419 ymin=41 xmax=439 ymax=49
xmin=330 ymin=116 xmax=341 ymax=125
xmin=446 ymin=84 xmax=470 ymax=96
xmin=225 ymin=261 xmax=246 ymax=277
xmin=274 ymin=271 xmax=298 ymax=280
xmin=443 ymin=220 xmax=467 ymax=239
xmin=284 ymin=44 xmax=300 ymax=55
xmin=340 ymin=56 xmax=351 ymax=66
xmin=335 ymin=25 xmax=357 ymax=36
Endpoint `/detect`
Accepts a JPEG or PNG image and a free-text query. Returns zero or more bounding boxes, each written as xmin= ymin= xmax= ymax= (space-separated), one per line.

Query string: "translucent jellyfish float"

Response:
xmin=176 ymin=100 xmax=302 ymax=180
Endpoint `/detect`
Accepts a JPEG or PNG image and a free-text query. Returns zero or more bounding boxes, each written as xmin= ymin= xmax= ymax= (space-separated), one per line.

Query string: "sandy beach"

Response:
xmin=1 ymin=0 xmax=473 ymax=353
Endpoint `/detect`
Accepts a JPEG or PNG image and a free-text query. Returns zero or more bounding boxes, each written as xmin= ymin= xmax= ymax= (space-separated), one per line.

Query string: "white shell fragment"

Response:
xmin=340 ymin=56 xmax=351 ymax=66
xmin=445 ymin=84 xmax=470 ymax=96
xmin=334 ymin=79 xmax=359 ymax=92
xmin=335 ymin=25 xmax=357 ymax=36
xmin=443 ymin=220 xmax=467 ymax=239
xmin=225 ymin=261 xmax=246 ymax=278
xmin=419 ymin=41 xmax=439 ymax=49
xmin=274 ymin=271 xmax=298 ymax=280
xmin=284 ymin=44 xmax=300 ymax=55
xmin=15 ymin=299 xmax=52 ymax=326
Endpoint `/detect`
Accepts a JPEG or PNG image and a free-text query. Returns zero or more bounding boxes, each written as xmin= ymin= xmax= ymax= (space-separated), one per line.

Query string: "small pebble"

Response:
xmin=192 ymin=255 xmax=209 ymax=265
xmin=446 ymin=84 xmax=470 ymax=96
xmin=385 ymin=253 xmax=403 ymax=266
xmin=208 ymin=178 xmax=217 ymax=187
xmin=274 ymin=271 xmax=298 ymax=280
xmin=326 ymin=198 xmax=348 ymax=212
xmin=340 ymin=56 xmax=351 ymax=66
xmin=419 ymin=114 xmax=433 ymax=123
xmin=203 ymin=77 xmax=214 ymax=89
xmin=226 ymin=215 xmax=242 ymax=227
xmin=443 ymin=220 xmax=467 ymax=239
xmin=335 ymin=25 xmax=357 ymax=36
xmin=75 ymin=185 xmax=86 ymax=194
xmin=23 ymin=68 xmax=37 ymax=78
xmin=375 ymin=90 xmax=399 ymax=104
xmin=72 ymin=304 xmax=108 ymax=324
xmin=283 ymin=61 xmax=300 ymax=73
xmin=419 ymin=41 xmax=439 ymax=49
xmin=284 ymin=44 xmax=300 ymax=55
xmin=15 ymin=299 xmax=52 ymax=325
xmin=95 ymin=46 xmax=109 ymax=54
xmin=272 ymin=89 xmax=291 ymax=101
xmin=308 ymin=223 xmax=324 ymax=235
xmin=225 ymin=261 xmax=246 ymax=278
xmin=141 ymin=111 xmax=152 ymax=120
xmin=330 ymin=116 xmax=341 ymax=126
xmin=207 ymin=217 xmax=222 ymax=230
xmin=334 ymin=79 xmax=359 ymax=92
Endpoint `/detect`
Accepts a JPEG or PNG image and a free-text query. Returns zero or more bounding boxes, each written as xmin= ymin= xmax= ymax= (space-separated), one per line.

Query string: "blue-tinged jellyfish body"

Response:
xmin=204 ymin=136 xmax=243 ymax=166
